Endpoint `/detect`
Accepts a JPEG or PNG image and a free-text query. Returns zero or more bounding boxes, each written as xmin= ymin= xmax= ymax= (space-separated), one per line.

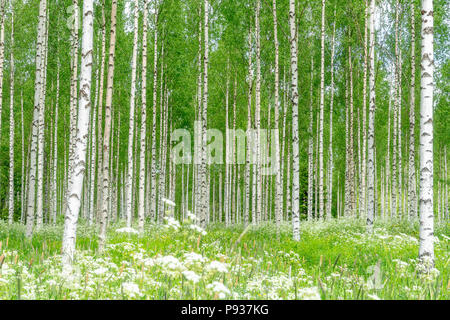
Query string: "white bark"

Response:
xmin=327 ymin=6 xmax=336 ymax=220
xmin=125 ymin=0 xmax=140 ymax=228
xmin=418 ymin=0 xmax=434 ymax=267
xmin=8 ymin=8 xmax=14 ymax=224
xmin=62 ymin=0 xmax=94 ymax=266
xmin=255 ymin=0 xmax=262 ymax=224
xmin=199 ymin=0 xmax=209 ymax=228
xmin=308 ymin=56 xmax=314 ymax=221
xmin=98 ymin=0 xmax=117 ymax=252
xmin=0 ymin=0 xmax=6 ymax=138
xmin=289 ymin=0 xmax=300 ymax=240
xmin=367 ymin=0 xmax=376 ymax=231
xmin=138 ymin=0 xmax=149 ymax=233
xmin=272 ymin=0 xmax=281 ymax=236
xmin=408 ymin=0 xmax=417 ymax=220
xmin=150 ymin=4 xmax=159 ymax=222
xmin=318 ymin=0 xmax=325 ymax=220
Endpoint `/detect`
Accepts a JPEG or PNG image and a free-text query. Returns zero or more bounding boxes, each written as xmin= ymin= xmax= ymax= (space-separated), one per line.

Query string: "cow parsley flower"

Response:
xmin=116 ymin=227 xmax=139 ymax=235
xmin=207 ymin=281 xmax=230 ymax=299
xmin=182 ymin=270 xmax=201 ymax=283
xmin=206 ymin=261 xmax=228 ymax=273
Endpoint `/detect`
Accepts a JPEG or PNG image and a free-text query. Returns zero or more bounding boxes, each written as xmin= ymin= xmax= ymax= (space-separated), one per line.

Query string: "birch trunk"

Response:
xmin=0 ymin=0 xmax=5 ymax=138
xmin=327 ymin=6 xmax=336 ymax=220
xmin=150 ymin=5 xmax=159 ymax=222
xmin=245 ymin=27 xmax=252 ymax=226
xmin=418 ymin=0 xmax=435 ymax=267
xmin=272 ymin=0 xmax=281 ymax=236
xmin=25 ymin=0 xmax=47 ymax=237
xmin=199 ymin=0 xmax=209 ymax=228
xmin=62 ymin=0 xmax=94 ymax=266
xmin=255 ymin=0 xmax=262 ymax=224
xmin=361 ymin=0 xmax=368 ymax=220
xmin=318 ymin=0 xmax=325 ymax=220
xmin=138 ymin=0 xmax=149 ymax=233
xmin=125 ymin=0 xmax=139 ymax=228
xmin=289 ymin=0 xmax=300 ymax=240
xmin=367 ymin=0 xmax=376 ymax=232
xmin=308 ymin=56 xmax=314 ymax=221
xmin=8 ymin=8 xmax=14 ymax=224
xmin=98 ymin=0 xmax=117 ymax=252
xmin=408 ymin=0 xmax=417 ymax=220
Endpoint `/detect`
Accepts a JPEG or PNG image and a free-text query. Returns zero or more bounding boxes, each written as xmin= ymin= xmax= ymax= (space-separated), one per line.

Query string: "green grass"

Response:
xmin=0 ymin=217 xmax=448 ymax=300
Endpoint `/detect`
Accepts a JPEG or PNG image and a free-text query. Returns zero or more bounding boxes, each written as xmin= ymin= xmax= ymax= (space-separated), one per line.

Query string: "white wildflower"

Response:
xmin=206 ymin=261 xmax=228 ymax=273
xmin=207 ymin=281 xmax=230 ymax=299
xmin=182 ymin=270 xmax=201 ymax=283
xmin=115 ymin=227 xmax=139 ymax=235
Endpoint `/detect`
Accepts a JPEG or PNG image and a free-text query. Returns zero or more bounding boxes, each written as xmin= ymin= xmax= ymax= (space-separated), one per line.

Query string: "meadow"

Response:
xmin=0 ymin=215 xmax=448 ymax=300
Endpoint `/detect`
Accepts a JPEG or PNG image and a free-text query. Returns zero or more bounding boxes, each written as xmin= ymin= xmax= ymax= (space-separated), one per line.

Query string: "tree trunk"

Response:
xmin=367 ymin=0 xmax=376 ymax=232
xmin=8 ymin=8 xmax=14 ymax=224
xmin=98 ymin=0 xmax=117 ymax=252
xmin=62 ymin=0 xmax=94 ymax=266
xmin=289 ymin=0 xmax=300 ymax=240
xmin=408 ymin=0 xmax=417 ymax=220
xmin=418 ymin=0 xmax=435 ymax=267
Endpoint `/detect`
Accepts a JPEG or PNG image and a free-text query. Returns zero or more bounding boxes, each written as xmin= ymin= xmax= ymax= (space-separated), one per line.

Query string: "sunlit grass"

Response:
xmin=0 ymin=217 xmax=448 ymax=300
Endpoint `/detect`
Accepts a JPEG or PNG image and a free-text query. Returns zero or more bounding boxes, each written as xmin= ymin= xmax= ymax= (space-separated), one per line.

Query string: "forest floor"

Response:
xmin=0 ymin=216 xmax=448 ymax=300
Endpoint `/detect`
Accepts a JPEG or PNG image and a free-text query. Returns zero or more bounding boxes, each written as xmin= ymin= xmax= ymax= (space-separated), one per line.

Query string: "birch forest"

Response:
xmin=0 ymin=0 xmax=448 ymax=301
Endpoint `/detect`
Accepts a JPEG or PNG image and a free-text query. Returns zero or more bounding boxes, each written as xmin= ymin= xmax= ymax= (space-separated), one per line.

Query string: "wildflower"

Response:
xmin=187 ymin=211 xmax=197 ymax=221
xmin=206 ymin=261 xmax=228 ymax=273
xmin=162 ymin=198 xmax=176 ymax=207
xmin=116 ymin=227 xmax=139 ymax=235
xmin=189 ymin=224 xmax=207 ymax=236
xmin=297 ymin=287 xmax=321 ymax=300
xmin=182 ymin=270 xmax=201 ymax=283
xmin=207 ymin=281 xmax=230 ymax=299
xmin=122 ymin=282 xmax=141 ymax=298
xmin=183 ymin=252 xmax=206 ymax=265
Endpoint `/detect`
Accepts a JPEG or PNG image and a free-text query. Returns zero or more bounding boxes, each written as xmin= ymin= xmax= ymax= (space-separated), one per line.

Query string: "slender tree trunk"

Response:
xmin=308 ymin=56 xmax=314 ymax=221
xmin=360 ymin=0 xmax=369 ymax=222
xmin=318 ymin=0 xmax=325 ymax=220
xmin=199 ymin=0 xmax=209 ymax=228
xmin=367 ymin=0 xmax=376 ymax=232
xmin=36 ymin=1 xmax=49 ymax=230
xmin=245 ymin=27 xmax=252 ymax=226
xmin=138 ymin=0 xmax=149 ymax=232
xmin=25 ymin=0 xmax=47 ymax=237
xmin=98 ymin=0 xmax=117 ymax=252
xmin=289 ymin=0 xmax=300 ymax=241
xmin=418 ymin=0 xmax=435 ymax=267
xmin=62 ymin=0 xmax=94 ymax=266
xmin=125 ymin=0 xmax=140 ymax=228
xmin=408 ymin=0 xmax=417 ymax=220
xmin=272 ymin=0 xmax=281 ymax=236
xmin=0 ymin=0 xmax=6 ymax=138
xmin=327 ymin=6 xmax=336 ymax=220
xmin=8 ymin=8 xmax=14 ymax=224
xmin=96 ymin=2 xmax=106 ymax=221
xmin=255 ymin=0 xmax=262 ymax=224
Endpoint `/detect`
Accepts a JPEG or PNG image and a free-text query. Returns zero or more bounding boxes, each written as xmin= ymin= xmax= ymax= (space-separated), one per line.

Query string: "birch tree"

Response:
xmin=8 ymin=7 xmax=14 ymax=224
xmin=62 ymin=0 xmax=94 ymax=266
xmin=289 ymin=0 xmax=300 ymax=240
xmin=125 ymin=0 xmax=140 ymax=228
xmin=408 ymin=0 xmax=417 ymax=220
xmin=138 ymin=0 xmax=149 ymax=233
xmin=318 ymin=0 xmax=325 ymax=220
xmin=98 ymin=0 xmax=117 ymax=252
xmin=367 ymin=0 xmax=376 ymax=232
xmin=418 ymin=0 xmax=435 ymax=268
